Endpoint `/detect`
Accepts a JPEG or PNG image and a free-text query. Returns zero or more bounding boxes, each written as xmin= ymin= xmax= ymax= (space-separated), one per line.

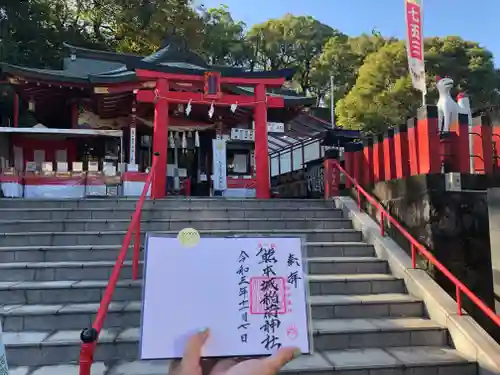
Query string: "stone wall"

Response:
xmin=359 ymin=174 xmax=499 ymax=340
xmin=486 ymin=188 xmax=500 ymax=313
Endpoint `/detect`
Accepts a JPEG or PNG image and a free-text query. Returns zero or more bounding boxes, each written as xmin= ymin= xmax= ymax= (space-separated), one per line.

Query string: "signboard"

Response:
xmin=129 ymin=126 xmax=136 ymax=165
xmin=140 ymin=234 xmax=311 ymax=359
xmin=231 ymin=123 xmax=285 ymax=141
xmin=0 ymin=321 xmax=9 ymax=375
xmin=405 ymin=0 xmax=426 ymax=94
xmin=212 ymin=139 xmax=227 ymax=191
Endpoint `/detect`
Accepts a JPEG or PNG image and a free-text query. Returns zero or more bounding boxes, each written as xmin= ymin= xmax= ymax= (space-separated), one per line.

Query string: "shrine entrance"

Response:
xmin=127 ymin=61 xmax=290 ymax=199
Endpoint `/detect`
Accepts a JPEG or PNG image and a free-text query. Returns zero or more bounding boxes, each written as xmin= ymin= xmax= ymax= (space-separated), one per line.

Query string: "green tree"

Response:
xmin=336 ymin=37 xmax=500 ymax=134
xmin=199 ymin=5 xmax=249 ymax=66
xmin=246 ymin=14 xmax=336 ymax=92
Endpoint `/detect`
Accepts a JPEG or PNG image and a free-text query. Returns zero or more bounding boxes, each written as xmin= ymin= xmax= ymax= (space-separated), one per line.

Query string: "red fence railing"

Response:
xmin=333 ymin=160 xmax=500 ymax=327
xmin=78 ymin=154 xmax=160 ymax=375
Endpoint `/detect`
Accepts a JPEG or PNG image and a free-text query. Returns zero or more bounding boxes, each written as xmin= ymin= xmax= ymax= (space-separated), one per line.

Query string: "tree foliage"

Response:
xmin=336 ymin=37 xmax=500 ymax=133
xmin=1 ymin=1 xmax=499 ymax=134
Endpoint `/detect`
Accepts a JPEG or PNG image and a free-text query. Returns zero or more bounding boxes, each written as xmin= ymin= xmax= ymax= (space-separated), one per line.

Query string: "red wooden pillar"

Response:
xmin=324 ymin=158 xmax=340 ymax=200
xmin=13 ymin=93 xmax=19 ymax=128
xmin=373 ymin=135 xmax=385 ymax=183
xmin=407 ymin=118 xmax=419 ymax=176
xmin=344 ymin=150 xmax=353 ymax=188
xmin=452 ymin=113 xmax=471 ymax=173
xmin=472 ymin=115 xmax=493 ymax=174
xmin=151 ymin=78 xmax=169 ymax=198
xmin=394 ymin=123 xmax=409 ymax=179
xmin=254 ymin=83 xmax=270 ymax=199
xmin=417 ymin=106 xmax=441 ymax=174
xmin=362 ymin=137 xmax=374 ymax=186
xmin=383 ymin=129 xmax=396 ymax=181
xmin=353 ymin=149 xmax=362 ymax=184
xmin=492 ymin=124 xmax=500 ymax=172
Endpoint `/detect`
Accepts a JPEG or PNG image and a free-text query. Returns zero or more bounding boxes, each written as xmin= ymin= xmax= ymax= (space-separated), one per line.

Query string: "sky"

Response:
xmin=197 ymin=0 xmax=499 ymax=66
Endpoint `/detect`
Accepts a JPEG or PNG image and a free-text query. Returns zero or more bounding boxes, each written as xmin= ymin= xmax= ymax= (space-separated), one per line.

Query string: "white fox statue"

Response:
xmin=436 ymin=76 xmax=472 ymax=132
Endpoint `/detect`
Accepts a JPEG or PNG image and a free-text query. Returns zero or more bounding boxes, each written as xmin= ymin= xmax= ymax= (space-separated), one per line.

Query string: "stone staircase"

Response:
xmin=0 ymin=198 xmax=477 ymax=375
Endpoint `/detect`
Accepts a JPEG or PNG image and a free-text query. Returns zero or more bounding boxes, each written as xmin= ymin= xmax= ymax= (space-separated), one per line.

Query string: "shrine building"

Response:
xmin=0 ymin=41 xmax=323 ymax=199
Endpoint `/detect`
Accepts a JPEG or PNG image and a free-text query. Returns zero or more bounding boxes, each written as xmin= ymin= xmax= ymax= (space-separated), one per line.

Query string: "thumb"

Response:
xmin=181 ymin=328 xmax=210 ymax=368
xmin=263 ymin=347 xmax=300 ymax=373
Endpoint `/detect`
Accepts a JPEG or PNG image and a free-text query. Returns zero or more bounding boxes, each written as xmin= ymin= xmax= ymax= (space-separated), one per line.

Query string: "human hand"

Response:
xmin=169 ymin=328 xmax=301 ymax=375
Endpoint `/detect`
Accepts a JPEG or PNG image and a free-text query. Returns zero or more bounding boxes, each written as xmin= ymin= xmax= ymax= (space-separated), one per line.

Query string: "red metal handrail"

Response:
xmin=78 ymin=155 xmax=160 ymax=375
xmin=333 ymin=160 xmax=500 ymax=327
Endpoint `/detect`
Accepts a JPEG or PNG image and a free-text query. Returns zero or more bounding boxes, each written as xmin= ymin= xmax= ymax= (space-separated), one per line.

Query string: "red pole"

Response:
xmin=324 ymin=158 xmax=340 ymax=200
xmin=416 ymin=106 xmax=441 ymax=174
xmin=151 ymin=79 xmax=169 ymax=198
xmin=454 ymin=113 xmax=470 ymax=173
xmin=407 ymin=117 xmax=419 ymax=176
xmin=472 ymin=115 xmax=493 ymax=174
xmin=383 ymin=129 xmax=396 ymax=181
xmin=394 ymin=124 xmax=409 ymax=179
xmin=373 ymin=137 xmax=382 ymax=183
xmin=362 ymin=137 xmax=374 ymax=186
xmin=132 ymin=217 xmax=140 ymax=280
xmin=254 ymin=83 xmax=271 ymax=199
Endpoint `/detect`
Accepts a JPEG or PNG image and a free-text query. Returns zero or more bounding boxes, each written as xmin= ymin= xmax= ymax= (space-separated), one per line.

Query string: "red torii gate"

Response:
xmin=133 ymin=68 xmax=286 ymax=199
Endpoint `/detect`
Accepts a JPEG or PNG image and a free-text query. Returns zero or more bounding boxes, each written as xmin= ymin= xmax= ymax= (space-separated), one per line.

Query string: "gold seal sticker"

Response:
xmin=177 ymin=227 xmax=200 ymax=248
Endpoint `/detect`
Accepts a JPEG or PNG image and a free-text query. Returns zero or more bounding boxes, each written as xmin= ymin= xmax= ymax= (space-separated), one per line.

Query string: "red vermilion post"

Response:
xmin=151 ymin=78 xmax=169 ymax=198
xmin=324 ymin=158 xmax=340 ymax=200
xmin=362 ymin=137 xmax=374 ymax=186
xmin=472 ymin=115 xmax=493 ymax=174
xmin=344 ymin=150 xmax=353 ymax=189
xmin=453 ymin=113 xmax=471 ymax=173
xmin=416 ymin=106 xmax=441 ymax=174
xmin=353 ymin=150 xmax=362 ymax=185
xmin=383 ymin=129 xmax=396 ymax=181
xmin=372 ymin=136 xmax=383 ymax=183
xmin=132 ymin=218 xmax=141 ymax=280
xmin=394 ymin=124 xmax=409 ymax=179
xmin=254 ymin=83 xmax=271 ymax=198
xmin=407 ymin=117 xmax=419 ymax=176
xmin=376 ymin=135 xmax=385 ymax=182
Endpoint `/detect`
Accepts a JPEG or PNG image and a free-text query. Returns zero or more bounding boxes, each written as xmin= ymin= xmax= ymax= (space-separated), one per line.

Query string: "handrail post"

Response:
xmin=411 ymin=244 xmax=416 ymax=268
xmin=78 ymin=343 xmax=93 ymax=375
xmin=379 ymin=210 xmax=385 ymax=236
xmin=357 ymin=189 xmax=361 ymax=209
xmin=456 ymin=285 xmax=463 ymax=316
xmin=132 ymin=215 xmax=141 ymax=280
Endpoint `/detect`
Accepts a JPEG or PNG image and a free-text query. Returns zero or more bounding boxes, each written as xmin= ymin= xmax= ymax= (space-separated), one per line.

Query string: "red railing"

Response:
xmin=78 ymin=154 xmax=160 ymax=375
xmin=333 ymin=160 xmax=500 ymax=327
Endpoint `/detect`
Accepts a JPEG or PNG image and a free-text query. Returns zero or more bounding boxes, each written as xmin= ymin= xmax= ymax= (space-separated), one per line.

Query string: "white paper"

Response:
xmin=140 ymin=236 xmax=310 ymax=360
xmin=233 ymin=154 xmax=248 ymax=174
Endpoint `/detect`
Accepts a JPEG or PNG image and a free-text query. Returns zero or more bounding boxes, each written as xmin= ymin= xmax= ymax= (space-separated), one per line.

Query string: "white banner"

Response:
xmin=0 ymin=321 xmax=9 ymax=375
xmin=405 ymin=0 xmax=426 ymax=94
xmin=129 ymin=126 xmax=136 ymax=165
xmin=212 ymin=139 xmax=227 ymax=191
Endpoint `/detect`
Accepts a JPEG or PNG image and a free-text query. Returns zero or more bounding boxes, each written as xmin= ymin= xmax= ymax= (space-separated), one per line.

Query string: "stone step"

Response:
xmin=308 ymin=257 xmax=388 ymax=275
xmin=308 ymin=274 xmax=405 ymax=295
xmin=0 ymin=218 xmax=352 ymax=233
xmin=0 ymin=207 xmax=342 ymax=220
xmin=0 ymin=257 xmax=388 ymax=282
xmin=0 ymin=229 xmax=363 ymax=246
xmin=4 ymin=319 xmax=449 ymax=367
xmin=0 ymin=275 xmax=405 ymax=331
xmin=0 ymin=285 xmax=424 ymax=320
xmin=8 ymin=346 xmax=476 ymax=375
xmin=0 ymin=242 xmax=375 ymax=263
xmin=0 ymin=198 xmax=329 ymax=210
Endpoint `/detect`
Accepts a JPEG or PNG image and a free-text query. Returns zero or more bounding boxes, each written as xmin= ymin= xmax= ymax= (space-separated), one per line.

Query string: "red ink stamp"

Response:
xmin=249 ymin=277 xmax=287 ymax=315
xmin=287 ymin=325 xmax=298 ymax=340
